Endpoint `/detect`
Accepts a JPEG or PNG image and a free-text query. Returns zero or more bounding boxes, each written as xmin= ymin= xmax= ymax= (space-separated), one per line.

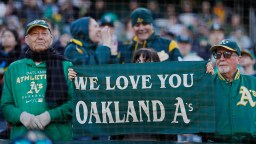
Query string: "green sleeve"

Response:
xmin=48 ymin=61 xmax=73 ymax=121
xmin=1 ymin=67 xmax=23 ymax=124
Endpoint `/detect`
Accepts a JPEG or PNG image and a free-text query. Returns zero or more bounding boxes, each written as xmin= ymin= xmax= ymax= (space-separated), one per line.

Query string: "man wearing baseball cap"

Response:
xmin=1 ymin=19 xmax=73 ymax=140
xmin=240 ymin=50 xmax=256 ymax=77
xmin=202 ymin=39 xmax=256 ymax=142
xmin=119 ymin=7 xmax=182 ymax=63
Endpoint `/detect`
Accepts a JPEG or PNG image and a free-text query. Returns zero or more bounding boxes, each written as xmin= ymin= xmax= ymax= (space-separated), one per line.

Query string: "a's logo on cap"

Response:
xmin=29 ymin=20 xmax=46 ymax=25
xmin=220 ymin=39 xmax=229 ymax=45
xmin=137 ymin=18 xmax=143 ymax=23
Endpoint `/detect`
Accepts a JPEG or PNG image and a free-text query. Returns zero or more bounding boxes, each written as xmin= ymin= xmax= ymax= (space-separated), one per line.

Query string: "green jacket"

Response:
xmin=213 ymin=70 xmax=256 ymax=142
xmin=0 ymin=58 xmax=73 ymax=140
xmin=119 ymin=33 xmax=182 ymax=63
xmin=64 ymin=17 xmax=116 ymax=65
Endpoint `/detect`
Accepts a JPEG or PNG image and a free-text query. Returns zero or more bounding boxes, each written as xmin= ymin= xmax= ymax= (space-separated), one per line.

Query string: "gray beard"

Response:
xmin=219 ymin=66 xmax=230 ymax=74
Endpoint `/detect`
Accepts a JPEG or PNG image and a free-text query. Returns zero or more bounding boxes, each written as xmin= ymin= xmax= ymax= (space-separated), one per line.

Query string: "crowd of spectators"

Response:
xmin=0 ymin=0 xmax=255 ymax=141
xmin=0 ymin=0 xmax=255 ymax=56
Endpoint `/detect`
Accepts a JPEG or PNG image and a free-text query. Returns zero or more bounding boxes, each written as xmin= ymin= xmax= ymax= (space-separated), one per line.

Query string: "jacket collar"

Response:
xmin=24 ymin=58 xmax=46 ymax=67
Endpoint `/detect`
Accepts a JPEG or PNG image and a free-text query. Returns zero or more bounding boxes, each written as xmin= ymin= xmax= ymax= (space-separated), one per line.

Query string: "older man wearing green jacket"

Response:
xmin=203 ymin=39 xmax=256 ymax=143
xmin=1 ymin=19 xmax=73 ymax=140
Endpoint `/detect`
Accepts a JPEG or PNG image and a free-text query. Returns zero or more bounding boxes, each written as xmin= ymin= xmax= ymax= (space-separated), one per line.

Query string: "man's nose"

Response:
xmin=219 ymin=53 xmax=225 ymax=60
xmin=38 ymin=33 xmax=44 ymax=38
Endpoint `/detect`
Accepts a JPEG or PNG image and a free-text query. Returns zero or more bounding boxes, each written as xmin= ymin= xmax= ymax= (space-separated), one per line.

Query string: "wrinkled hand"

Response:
xmin=206 ymin=61 xmax=214 ymax=75
xmin=36 ymin=111 xmax=51 ymax=128
xmin=68 ymin=68 xmax=77 ymax=81
xmin=20 ymin=112 xmax=43 ymax=130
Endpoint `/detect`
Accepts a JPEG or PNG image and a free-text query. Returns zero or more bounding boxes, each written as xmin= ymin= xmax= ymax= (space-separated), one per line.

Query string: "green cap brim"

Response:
xmin=210 ymin=45 xmax=237 ymax=52
xmin=241 ymin=51 xmax=254 ymax=59
xmin=26 ymin=24 xmax=49 ymax=35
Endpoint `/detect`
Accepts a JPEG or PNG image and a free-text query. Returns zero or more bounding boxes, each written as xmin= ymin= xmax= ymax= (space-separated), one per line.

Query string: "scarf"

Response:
xmin=25 ymin=48 xmax=69 ymax=107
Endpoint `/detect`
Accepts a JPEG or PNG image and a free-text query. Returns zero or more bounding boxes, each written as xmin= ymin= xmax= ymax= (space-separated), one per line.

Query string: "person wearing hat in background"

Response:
xmin=99 ymin=13 xmax=123 ymax=64
xmin=240 ymin=50 xmax=256 ymax=77
xmin=119 ymin=7 xmax=182 ymax=63
xmin=202 ymin=39 xmax=256 ymax=143
xmin=176 ymin=35 xmax=203 ymax=61
xmin=64 ymin=17 xmax=118 ymax=65
xmin=0 ymin=19 xmax=73 ymax=141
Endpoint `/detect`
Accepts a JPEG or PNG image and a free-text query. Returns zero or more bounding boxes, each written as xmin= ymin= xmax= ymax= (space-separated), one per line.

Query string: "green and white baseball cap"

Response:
xmin=25 ymin=19 xmax=51 ymax=35
xmin=210 ymin=39 xmax=241 ymax=56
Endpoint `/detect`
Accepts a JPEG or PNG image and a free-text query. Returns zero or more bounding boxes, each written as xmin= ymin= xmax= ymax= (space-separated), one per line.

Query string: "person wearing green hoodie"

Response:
xmin=119 ymin=7 xmax=183 ymax=63
xmin=0 ymin=19 xmax=73 ymax=141
xmin=64 ymin=17 xmax=118 ymax=65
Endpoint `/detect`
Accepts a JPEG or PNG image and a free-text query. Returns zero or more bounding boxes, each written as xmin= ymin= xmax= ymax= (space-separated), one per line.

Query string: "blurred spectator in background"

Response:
xmin=166 ymin=14 xmax=184 ymax=37
xmin=12 ymin=130 xmax=52 ymax=144
xmin=198 ymin=1 xmax=214 ymax=27
xmin=87 ymin=0 xmax=106 ymax=21
xmin=178 ymin=0 xmax=197 ymax=27
xmin=119 ymin=18 xmax=134 ymax=44
xmin=193 ymin=23 xmax=211 ymax=60
xmin=58 ymin=0 xmax=79 ymax=34
xmin=53 ymin=33 xmax=71 ymax=55
xmin=43 ymin=0 xmax=59 ymax=23
xmin=225 ymin=13 xmax=245 ymax=36
xmin=0 ymin=28 xmax=21 ymax=85
xmin=228 ymin=27 xmax=252 ymax=50
xmin=119 ymin=7 xmax=182 ymax=63
xmin=165 ymin=3 xmax=176 ymax=18
xmin=147 ymin=0 xmax=163 ymax=19
xmin=76 ymin=0 xmax=92 ymax=18
xmin=213 ymin=1 xmax=226 ymax=24
xmin=99 ymin=13 xmax=122 ymax=63
xmin=176 ymin=35 xmax=203 ymax=61
xmin=209 ymin=23 xmax=225 ymax=47
xmin=119 ymin=0 xmax=140 ymax=21
xmin=19 ymin=0 xmax=43 ymax=26
xmin=0 ymin=28 xmax=21 ymax=139
xmin=239 ymin=50 xmax=256 ymax=77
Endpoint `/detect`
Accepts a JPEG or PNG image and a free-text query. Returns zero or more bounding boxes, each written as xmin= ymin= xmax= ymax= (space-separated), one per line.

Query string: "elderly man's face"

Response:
xmin=133 ymin=23 xmax=154 ymax=42
xmin=215 ymin=47 xmax=240 ymax=74
xmin=25 ymin=27 xmax=52 ymax=52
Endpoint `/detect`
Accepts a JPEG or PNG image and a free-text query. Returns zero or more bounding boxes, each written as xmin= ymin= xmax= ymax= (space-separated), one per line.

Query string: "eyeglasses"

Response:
xmin=213 ymin=51 xmax=237 ymax=59
xmin=29 ymin=32 xmax=50 ymax=38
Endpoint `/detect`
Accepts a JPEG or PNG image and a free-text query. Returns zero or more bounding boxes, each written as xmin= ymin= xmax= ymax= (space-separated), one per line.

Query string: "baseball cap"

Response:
xmin=210 ymin=39 xmax=241 ymax=56
xmin=130 ymin=7 xmax=153 ymax=26
xmin=241 ymin=50 xmax=255 ymax=59
xmin=176 ymin=35 xmax=191 ymax=43
xmin=210 ymin=23 xmax=224 ymax=31
xmin=25 ymin=19 xmax=51 ymax=35
xmin=99 ymin=13 xmax=117 ymax=27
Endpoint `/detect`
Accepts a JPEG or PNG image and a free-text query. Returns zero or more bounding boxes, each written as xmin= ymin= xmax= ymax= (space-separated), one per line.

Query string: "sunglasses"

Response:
xmin=213 ymin=51 xmax=237 ymax=59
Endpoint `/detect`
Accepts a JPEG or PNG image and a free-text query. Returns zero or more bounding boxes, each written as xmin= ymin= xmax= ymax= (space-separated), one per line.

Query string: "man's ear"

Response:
xmin=25 ymin=36 xmax=29 ymax=45
xmin=50 ymin=34 xmax=53 ymax=45
xmin=237 ymin=56 xmax=241 ymax=64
